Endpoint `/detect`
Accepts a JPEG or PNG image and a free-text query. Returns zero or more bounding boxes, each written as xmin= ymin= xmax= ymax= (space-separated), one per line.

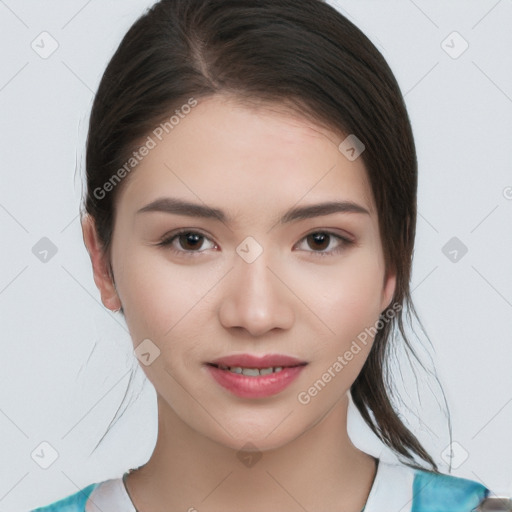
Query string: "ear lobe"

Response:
xmin=81 ymin=214 xmax=121 ymax=312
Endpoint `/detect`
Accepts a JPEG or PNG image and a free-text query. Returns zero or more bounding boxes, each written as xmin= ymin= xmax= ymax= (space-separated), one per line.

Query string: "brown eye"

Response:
xmin=295 ymin=231 xmax=353 ymax=256
xmin=177 ymin=232 xmax=205 ymax=251
xmin=306 ymin=232 xmax=331 ymax=251
xmin=158 ymin=230 xmax=217 ymax=255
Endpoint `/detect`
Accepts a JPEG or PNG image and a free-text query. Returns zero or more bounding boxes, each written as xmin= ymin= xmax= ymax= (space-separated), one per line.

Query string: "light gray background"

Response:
xmin=1 ymin=0 xmax=511 ymax=509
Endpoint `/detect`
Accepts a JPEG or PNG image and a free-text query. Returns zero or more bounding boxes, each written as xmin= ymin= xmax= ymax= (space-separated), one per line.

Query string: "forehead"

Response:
xmin=117 ymin=95 xmax=375 ymax=219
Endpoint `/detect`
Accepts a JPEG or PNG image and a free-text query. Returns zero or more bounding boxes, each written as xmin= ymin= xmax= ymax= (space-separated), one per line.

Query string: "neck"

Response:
xmin=124 ymin=394 xmax=377 ymax=512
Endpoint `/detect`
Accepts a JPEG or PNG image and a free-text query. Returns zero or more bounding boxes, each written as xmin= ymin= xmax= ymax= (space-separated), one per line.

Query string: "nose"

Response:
xmin=218 ymin=247 xmax=295 ymax=337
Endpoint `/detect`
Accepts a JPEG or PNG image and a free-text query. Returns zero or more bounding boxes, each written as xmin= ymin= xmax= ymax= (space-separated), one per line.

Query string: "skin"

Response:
xmin=82 ymin=94 xmax=396 ymax=512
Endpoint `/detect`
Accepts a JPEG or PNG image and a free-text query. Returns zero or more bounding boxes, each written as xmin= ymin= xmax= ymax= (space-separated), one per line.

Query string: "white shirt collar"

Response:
xmin=85 ymin=460 xmax=414 ymax=512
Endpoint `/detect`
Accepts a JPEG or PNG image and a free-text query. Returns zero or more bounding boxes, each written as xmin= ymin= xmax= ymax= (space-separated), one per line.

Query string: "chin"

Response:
xmin=201 ymin=416 xmax=308 ymax=454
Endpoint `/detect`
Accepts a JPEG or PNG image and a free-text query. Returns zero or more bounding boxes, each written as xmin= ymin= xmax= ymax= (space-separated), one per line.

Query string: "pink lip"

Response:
xmin=205 ymin=353 xmax=307 ymax=399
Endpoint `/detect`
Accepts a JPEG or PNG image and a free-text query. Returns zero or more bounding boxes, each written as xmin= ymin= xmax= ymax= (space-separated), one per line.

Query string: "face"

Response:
xmin=84 ymin=94 xmax=396 ymax=452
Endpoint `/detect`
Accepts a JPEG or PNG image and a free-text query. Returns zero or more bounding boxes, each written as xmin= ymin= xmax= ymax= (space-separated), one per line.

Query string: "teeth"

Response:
xmin=243 ymin=368 xmax=260 ymax=377
xmin=217 ymin=365 xmax=285 ymax=376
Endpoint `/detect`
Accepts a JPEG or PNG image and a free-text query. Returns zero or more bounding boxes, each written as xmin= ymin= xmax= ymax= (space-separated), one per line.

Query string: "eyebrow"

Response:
xmin=136 ymin=197 xmax=370 ymax=224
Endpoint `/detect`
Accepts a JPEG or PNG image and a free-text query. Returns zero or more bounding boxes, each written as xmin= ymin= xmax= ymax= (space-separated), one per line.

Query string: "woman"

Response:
xmin=31 ymin=0 xmax=508 ymax=510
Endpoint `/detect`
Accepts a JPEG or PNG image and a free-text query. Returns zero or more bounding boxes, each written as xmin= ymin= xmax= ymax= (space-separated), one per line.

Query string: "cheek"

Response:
xmin=294 ymin=251 xmax=385 ymax=328
xmin=115 ymin=248 xmax=221 ymax=341
xmin=291 ymin=252 xmax=385 ymax=375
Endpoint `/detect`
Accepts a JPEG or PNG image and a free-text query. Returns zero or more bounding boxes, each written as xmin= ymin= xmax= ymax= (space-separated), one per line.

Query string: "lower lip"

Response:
xmin=206 ymin=365 xmax=306 ymax=399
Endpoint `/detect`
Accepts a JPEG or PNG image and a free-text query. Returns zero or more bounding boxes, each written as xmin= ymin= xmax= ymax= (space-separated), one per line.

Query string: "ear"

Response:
xmin=81 ymin=214 xmax=121 ymax=312
xmin=380 ymin=267 xmax=397 ymax=313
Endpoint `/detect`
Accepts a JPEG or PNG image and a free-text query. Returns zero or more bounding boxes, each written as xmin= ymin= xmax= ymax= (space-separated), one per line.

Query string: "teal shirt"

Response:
xmin=412 ymin=469 xmax=490 ymax=511
xmin=31 ymin=468 xmax=491 ymax=511
xmin=31 ymin=483 xmax=99 ymax=512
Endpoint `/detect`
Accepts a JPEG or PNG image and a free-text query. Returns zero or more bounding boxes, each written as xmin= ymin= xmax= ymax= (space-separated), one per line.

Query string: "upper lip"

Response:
xmin=208 ymin=354 xmax=307 ymax=369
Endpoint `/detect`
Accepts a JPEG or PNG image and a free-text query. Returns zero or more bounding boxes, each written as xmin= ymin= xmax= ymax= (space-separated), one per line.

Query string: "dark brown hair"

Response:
xmin=83 ymin=0 xmax=450 ymax=472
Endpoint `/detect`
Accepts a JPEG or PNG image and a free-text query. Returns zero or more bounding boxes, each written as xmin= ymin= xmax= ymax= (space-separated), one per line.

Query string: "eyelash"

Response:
xmin=156 ymin=229 xmax=354 ymax=257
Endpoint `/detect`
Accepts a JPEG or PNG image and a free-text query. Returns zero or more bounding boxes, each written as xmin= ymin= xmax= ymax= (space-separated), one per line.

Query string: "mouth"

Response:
xmin=205 ymin=354 xmax=308 ymax=398
xmin=208 ymin=364 xmax=296 ymax=377
xmin=207 ymin=353 xmax=307 ymax=369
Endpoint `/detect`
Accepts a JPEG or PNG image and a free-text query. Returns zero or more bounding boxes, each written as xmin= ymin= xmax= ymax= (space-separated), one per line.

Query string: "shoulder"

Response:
xmin=412 ymin=466 xmax=490 ymax=511
xmin=367 ymin=460 xmax=496 ymax=512
xmin=31 ymin=475 xmax=135 ymax=512
xmin=30 ymin=483 xmax=100 ymax=512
